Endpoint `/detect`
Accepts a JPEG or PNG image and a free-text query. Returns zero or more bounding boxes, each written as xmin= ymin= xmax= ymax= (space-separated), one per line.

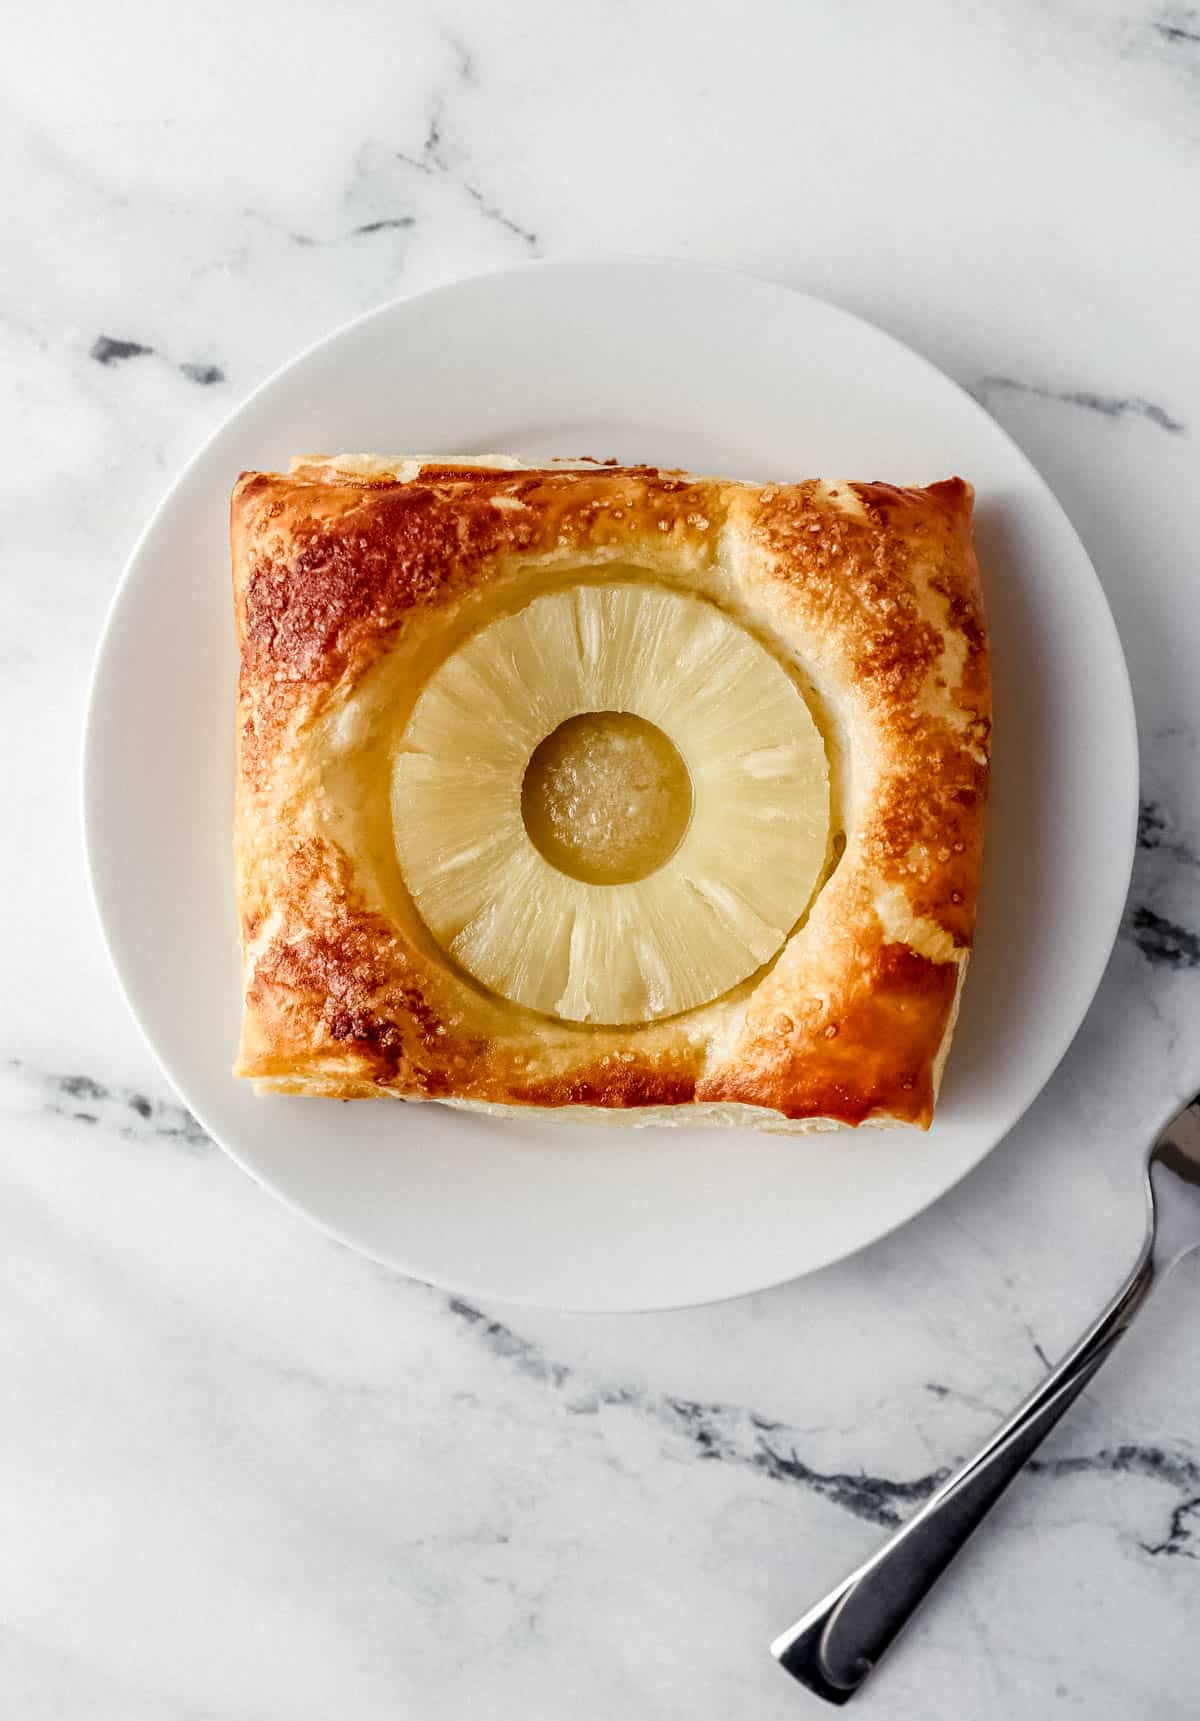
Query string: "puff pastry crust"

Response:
xmin=232 ymin=456 xmax=990 ymax=1131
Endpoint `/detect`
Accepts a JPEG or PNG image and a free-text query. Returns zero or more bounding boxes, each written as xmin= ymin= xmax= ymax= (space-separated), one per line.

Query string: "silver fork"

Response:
xmin=771 ymin=1090 xmax=1200 ymax=1705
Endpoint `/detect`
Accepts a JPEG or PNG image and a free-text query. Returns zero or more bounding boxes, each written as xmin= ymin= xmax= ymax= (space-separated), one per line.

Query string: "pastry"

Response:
xmin=232 ymin=457 xmax=990 ymax=1130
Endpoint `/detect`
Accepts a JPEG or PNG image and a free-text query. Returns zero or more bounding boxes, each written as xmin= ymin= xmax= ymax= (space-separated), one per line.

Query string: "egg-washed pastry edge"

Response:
xmin=231 ymin=457 xmax=990 ymax=1131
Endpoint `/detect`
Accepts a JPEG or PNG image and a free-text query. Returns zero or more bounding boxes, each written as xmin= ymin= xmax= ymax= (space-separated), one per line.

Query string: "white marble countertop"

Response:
xmin=4 ymin=0 xmax=1200 ymax=1714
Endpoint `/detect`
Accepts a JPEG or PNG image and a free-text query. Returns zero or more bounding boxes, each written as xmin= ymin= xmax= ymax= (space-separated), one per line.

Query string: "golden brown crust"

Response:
xmin=232 ymin=458 xmax=990 ymax=1130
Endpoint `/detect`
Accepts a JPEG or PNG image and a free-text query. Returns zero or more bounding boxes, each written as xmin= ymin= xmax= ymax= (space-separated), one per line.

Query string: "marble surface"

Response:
xmin=4 ymin=0 xmax=1200 ymax=1713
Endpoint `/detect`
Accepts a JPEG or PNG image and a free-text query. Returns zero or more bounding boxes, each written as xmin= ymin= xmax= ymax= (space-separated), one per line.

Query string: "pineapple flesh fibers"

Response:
xmin=392 ymin=585 xmax=830 ymax=1024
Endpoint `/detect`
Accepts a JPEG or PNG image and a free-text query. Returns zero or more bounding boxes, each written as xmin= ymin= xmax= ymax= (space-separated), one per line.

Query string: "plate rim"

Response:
xmin=81 ymin=254 xmax=1139 ymax=1310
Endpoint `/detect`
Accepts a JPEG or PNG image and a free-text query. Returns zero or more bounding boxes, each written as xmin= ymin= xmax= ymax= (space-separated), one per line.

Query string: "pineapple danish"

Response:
xmin=232 ymin=458 xmax=990 ymax=1131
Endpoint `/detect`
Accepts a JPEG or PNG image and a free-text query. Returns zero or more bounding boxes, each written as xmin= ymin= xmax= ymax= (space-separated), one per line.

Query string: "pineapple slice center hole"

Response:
xmin=521 ymin=711 xmax=694 ymax=886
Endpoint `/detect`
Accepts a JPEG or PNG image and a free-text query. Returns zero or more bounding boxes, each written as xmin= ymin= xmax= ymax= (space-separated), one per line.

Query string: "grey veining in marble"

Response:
xmin=3 ymin=1 xmax=1199 ymax=1716
xmin=975 ymin=376 xmax=1186 ymax=435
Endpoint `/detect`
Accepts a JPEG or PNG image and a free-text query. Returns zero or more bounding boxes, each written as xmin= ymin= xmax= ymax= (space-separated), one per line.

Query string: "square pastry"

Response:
xmin=231 ymin=457 xmax=990 ymax=1131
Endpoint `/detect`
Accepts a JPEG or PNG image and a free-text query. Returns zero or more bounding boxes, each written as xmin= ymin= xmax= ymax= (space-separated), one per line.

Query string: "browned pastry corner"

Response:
xmin=232 ymin=456 xmax=990 ymax=1131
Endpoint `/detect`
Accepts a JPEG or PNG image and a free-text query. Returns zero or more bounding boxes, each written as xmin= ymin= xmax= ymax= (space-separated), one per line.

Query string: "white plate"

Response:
xmin=83 ymin=257 xmax=1137 ymax=1312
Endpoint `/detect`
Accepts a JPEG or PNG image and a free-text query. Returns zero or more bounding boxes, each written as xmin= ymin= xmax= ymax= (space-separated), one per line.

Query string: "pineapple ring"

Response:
xmin=391 ymin=585 xmax=830 ymax=1025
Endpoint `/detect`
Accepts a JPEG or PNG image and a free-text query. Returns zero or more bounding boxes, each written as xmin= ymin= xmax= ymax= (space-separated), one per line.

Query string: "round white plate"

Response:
xmin=84 ymin=257 xmax=1137 ymax=1311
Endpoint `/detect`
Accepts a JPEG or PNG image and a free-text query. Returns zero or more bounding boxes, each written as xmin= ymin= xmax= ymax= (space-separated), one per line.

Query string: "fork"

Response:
xmin=771 ymin=1090 xmax=1200 ymax=1705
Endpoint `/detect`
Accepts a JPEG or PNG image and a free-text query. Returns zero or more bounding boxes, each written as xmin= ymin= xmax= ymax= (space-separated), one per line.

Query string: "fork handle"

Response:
xmin=771 ymin=1242 xmax=1157 ymax=1704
